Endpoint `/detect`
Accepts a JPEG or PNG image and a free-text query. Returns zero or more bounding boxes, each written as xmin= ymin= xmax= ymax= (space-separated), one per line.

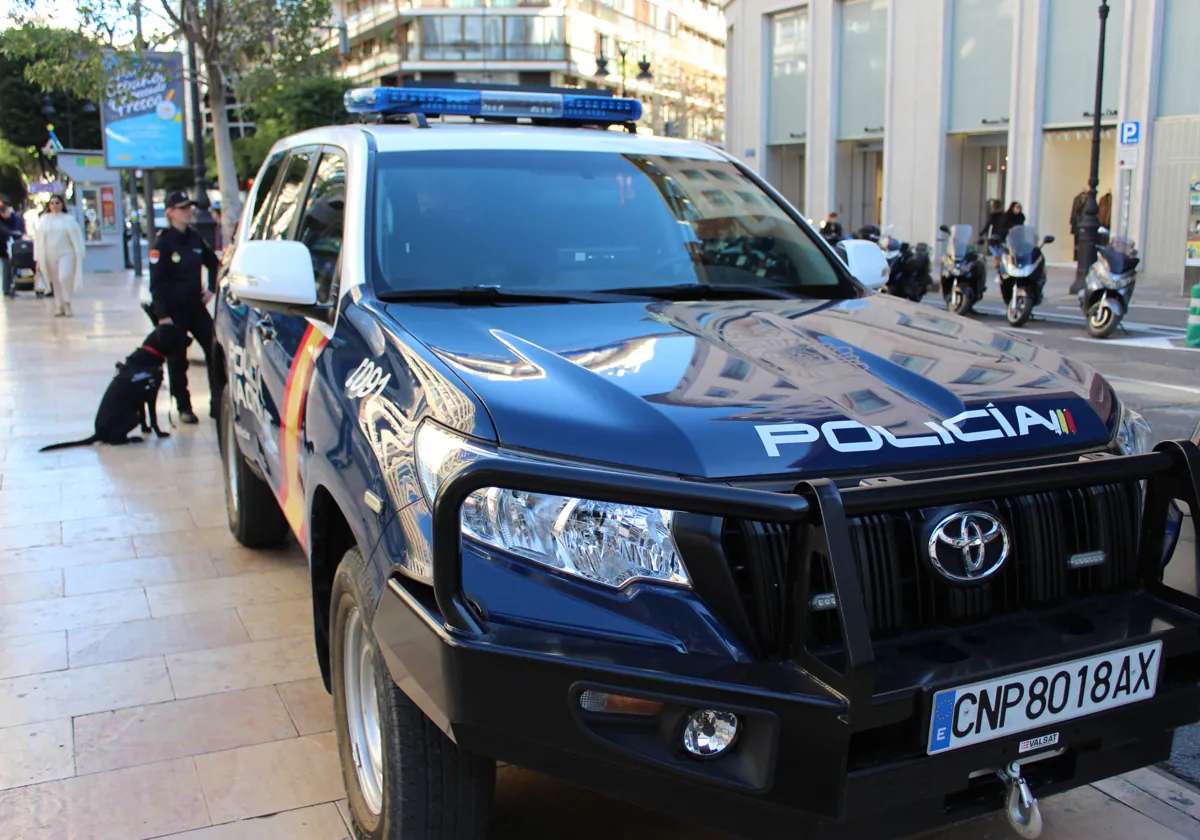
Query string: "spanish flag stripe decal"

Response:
xmin=1054 ymin=410 xmax=1067 ymax=434
xmin=277 ymin=325 xmax=329 ymax=546
xmin=1064 ymin=409 xmax=1077 ymax=434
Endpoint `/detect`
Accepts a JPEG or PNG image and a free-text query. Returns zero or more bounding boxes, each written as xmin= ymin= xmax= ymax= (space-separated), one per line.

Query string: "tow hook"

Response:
xmin=997 ymin=761 xmax=1043 ymax=839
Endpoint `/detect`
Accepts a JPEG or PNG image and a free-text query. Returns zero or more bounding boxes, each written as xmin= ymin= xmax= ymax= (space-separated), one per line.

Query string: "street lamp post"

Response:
xmin=40 ymin=94 xmax=96 ymax=150
xmin=595 ymin=40 xmax=652 ymax=100
xmin=1072 ymin=0 xmax=1110 ymax=294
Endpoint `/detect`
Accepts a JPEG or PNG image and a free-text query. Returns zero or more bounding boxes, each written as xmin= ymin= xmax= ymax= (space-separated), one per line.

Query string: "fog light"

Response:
xmin=682 ymin=709 xmax=739 ymax=758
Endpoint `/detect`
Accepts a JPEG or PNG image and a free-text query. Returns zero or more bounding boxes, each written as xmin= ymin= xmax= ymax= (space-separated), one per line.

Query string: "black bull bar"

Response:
xmin=429 ymin=440 xmax=1200 ymax=712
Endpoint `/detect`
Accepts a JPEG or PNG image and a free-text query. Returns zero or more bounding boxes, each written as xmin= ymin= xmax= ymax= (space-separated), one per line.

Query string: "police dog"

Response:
xmin=39 ymin=324 xmax=192 ymax=451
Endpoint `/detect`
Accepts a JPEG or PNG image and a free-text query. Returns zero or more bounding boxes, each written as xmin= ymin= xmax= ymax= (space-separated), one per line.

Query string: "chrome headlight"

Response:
xmin=1003 ymin=254 xmax=1036 ymax=278
xmin=414 ymin=421 xmax=689 ymax=590
xmin=1098 ymin=263 xmax=1134 ymax=289
xmin=1113 ymin=401 xmax=1151 ymax=456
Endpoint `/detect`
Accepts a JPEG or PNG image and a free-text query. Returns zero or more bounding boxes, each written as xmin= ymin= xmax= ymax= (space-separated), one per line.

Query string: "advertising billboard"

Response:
xmin=100 ymin=52 xmax=188 ymax=169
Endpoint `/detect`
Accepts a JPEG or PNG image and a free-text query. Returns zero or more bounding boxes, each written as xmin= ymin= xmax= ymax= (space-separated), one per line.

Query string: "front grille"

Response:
xmin=723 ymin=482 xmax=1143 ymax=651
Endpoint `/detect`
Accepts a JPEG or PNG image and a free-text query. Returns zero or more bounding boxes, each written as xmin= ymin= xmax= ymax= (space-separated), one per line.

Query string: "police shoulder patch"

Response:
xmin=148 ymin=249 xmax=160 ymax=264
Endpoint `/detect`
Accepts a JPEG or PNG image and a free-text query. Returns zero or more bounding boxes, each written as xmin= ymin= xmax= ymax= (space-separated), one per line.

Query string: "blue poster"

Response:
xmin=101 ymin=52 xmax=187 ymax=169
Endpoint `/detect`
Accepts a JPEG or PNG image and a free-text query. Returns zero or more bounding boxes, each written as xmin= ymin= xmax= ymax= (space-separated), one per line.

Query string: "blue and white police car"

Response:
xmin=211 ymin=84 xmax=1200 ymax=840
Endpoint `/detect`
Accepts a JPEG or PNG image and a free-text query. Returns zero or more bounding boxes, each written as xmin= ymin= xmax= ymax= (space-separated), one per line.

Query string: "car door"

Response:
xmin=257 ymin=146 xmax=347 ymax=531
xmin=244 ymin=146 xmax=319 ymax=494
xmin=222 ymin=148 xmax=286 ymax=476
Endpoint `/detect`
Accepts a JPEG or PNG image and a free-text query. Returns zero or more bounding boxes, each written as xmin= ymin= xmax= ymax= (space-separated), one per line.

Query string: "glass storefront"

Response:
xmin=1042 ymin=0 xmax=1125 ymax=127
xmin=1158 ymin=0 xmax=1200 ymax=117
xmin=946 ymin=0 xmax=1014 ymax=133
xmin=766 ymin=7 xmax=808 ymax=145
xmin=837 ymin=0 xmax=886 ymax=141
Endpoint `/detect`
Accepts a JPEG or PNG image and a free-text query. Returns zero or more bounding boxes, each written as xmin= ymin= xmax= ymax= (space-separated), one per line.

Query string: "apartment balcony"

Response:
xmin=403 ymin=13 xmax=569 ymax=64
xmin=404 ymin=41 xmax=570 ymax=62
xmin=402 ymin=0 xmax=554 ymax=8
xmin=344 ymin=0 xmax=403 ymax=38
xmin=344 ymin=47 xmax=404 ymax=84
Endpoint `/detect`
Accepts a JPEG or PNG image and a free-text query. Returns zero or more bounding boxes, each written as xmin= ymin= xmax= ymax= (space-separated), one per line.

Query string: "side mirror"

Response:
xmin=1043 ymin=235 xmax=1056 ymax=245
xmin=840 ymin=239 xmax=890 ymax=290
xmin=939 ymin=225 xmax=951 ymax=234
xmin=226 ymin=240 xmax=322 ymax=315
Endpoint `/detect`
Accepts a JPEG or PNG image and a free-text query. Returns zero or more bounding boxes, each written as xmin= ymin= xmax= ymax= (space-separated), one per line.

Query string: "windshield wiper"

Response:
xmin=598 ymin=283 xmax=803 ymax=301
xmin=377 ymin=286 xmax=622 ymax=304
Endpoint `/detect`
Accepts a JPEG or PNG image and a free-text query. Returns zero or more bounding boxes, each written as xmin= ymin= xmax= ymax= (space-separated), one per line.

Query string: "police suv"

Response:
xmin=212 ymin=84 xmax=1200 ymax=840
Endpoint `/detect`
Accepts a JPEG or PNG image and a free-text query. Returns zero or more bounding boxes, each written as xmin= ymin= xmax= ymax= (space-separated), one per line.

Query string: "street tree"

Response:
xmin=7 ymin=0 xmax=335 ymax=243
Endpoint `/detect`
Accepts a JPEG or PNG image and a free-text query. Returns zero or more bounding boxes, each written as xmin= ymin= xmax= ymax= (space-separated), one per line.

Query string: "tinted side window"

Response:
xmin=295 ymin=151 xmax=346 ymax=305
xmin=265 ymin=151 xmax=316 ymax=241
xmin=247 ymin=152 xmax=285 ymax=241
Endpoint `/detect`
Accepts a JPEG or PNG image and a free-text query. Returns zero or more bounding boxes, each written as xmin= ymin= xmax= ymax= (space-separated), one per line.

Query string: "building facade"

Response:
xmin=723 ymin=0 xmax=1200 ymax=292
xmin=327 ymin=0 xmax=728 ymax=143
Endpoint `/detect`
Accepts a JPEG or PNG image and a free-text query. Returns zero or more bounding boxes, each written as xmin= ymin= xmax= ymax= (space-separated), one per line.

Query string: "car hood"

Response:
xmin=387 ymin=296 xmax=1117 ymax=480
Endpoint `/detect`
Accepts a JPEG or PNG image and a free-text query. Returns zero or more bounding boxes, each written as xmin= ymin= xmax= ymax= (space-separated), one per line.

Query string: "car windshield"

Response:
xmin=371 ymin=150 xmax=857 ymax=300
xmin=947 ymin=224 xmax=973 ymax=259
xmin=1006 ymin=225 xmax=1039 ymax=257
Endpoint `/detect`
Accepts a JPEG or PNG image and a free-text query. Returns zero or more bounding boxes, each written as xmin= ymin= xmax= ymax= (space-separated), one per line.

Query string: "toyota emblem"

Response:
xmin=927 ymin=511 xmax=1010 ymax=583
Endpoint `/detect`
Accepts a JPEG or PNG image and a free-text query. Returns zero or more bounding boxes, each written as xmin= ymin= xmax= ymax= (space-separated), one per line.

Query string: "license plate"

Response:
xmin=927 ymin=640 xmax=1162 ymax=755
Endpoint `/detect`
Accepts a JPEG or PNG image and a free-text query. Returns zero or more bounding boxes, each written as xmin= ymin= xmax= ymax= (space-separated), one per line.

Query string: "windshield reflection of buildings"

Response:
xmin=644 ymin=300 xmax=1099 ymax=435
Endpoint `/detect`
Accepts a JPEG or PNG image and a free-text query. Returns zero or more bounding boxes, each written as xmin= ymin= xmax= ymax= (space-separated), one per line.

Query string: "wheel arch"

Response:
xmin=309 ymin=484 xmax=361 ymax=691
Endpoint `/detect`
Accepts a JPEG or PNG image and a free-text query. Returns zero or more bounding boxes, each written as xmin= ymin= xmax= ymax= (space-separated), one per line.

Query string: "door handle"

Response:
xmin=254 ymin=314 xmax=276 ymax=343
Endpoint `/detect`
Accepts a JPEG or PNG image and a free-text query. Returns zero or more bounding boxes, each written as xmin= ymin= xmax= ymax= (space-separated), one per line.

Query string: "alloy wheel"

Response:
xmin=344 ymin=606 xmax=385 ymax=816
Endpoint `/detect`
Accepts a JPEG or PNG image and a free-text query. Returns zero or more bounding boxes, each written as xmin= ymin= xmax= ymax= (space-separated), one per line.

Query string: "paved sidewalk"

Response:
xmin=1 ymin=271 xmax=1199 ymax=839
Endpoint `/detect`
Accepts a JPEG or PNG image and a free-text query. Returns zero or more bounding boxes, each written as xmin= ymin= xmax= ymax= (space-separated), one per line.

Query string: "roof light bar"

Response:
xmin=344 ymin=86 xmax=642 ymax=125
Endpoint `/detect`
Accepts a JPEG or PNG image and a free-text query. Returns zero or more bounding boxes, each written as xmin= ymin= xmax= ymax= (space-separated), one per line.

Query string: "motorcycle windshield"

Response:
xmin=947 ymin=225 xmax=974 ymax=259
xmin=1006 ymin=225 xmax=1039 ymax=264
xmin=1102 ymin=237 xmax=1138 ymax=274
xmin=880 ymin=224 xmax=907 ymax=253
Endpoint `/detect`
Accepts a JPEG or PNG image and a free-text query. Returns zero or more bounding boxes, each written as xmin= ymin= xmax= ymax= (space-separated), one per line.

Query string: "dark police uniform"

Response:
xmin=149 ymin=192 xmax=220 ymax=419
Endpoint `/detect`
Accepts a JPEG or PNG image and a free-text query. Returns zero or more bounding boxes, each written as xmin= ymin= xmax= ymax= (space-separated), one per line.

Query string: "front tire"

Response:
xmin=1007 ymin=290 xmax=1032 ymax=326
xmin=1086 ymin=301 xmax=1119 ymax=338
xmin=948 ymin=284 xmax=974 ymax=315
xmin=331 ymin=547 xmax=496 ymax=840
xmin=219 ymin=384 xmax=289 ymax=547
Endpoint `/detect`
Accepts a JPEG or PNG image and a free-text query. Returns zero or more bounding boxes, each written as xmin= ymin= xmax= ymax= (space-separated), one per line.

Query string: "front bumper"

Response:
xmin=372 ymin=441 xmax=1200 ymax=839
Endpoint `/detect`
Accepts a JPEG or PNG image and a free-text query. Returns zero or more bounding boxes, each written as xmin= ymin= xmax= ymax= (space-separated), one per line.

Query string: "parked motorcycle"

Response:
xmin=878 ymin=225 xmax=932 ymax=302
xmin=997 ymin=225 xmax=1054 ymax=326
xmin=1078 ymin=230 xmax=1138 ymax=338
xmin=938 ymin=223 xmax=986 ymax=315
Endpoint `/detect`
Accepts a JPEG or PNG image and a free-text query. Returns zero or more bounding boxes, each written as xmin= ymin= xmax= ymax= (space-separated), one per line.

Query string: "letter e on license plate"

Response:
xmin=927 ymin=641 xmax=1162 ymax=754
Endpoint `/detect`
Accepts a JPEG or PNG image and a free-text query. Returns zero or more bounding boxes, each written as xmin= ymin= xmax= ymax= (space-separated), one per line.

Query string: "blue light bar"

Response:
xmin=344 ymin=86 xmax=642 ymax=125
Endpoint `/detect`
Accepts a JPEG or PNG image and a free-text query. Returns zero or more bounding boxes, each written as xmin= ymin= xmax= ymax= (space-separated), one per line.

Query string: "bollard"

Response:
xmin=1190 ymin=283 xmax=1200 ymax=348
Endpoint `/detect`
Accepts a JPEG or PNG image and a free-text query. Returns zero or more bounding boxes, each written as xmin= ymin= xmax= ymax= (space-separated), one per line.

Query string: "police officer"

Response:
xmin=149 ymin=191 xmax=220 ymax=424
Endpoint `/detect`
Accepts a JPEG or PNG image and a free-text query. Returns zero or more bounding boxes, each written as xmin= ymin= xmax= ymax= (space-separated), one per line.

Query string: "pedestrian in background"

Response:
xmin=0 ymin=201 xmax=27 ymax=299
xmin=1004 ymin=201 xmax=1026 ymax=233
xmin=33 ymin=194 xmax=86 ymax=317
xmin=149 ymin=190 xmax=219 ymax=424
xmin=984 ymin=199 xmax=1006 ymax=269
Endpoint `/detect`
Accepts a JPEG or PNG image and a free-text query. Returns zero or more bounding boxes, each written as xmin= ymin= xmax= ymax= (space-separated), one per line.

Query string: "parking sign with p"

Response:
xmin=1119 ymin=121 xmax=1140 ymax=146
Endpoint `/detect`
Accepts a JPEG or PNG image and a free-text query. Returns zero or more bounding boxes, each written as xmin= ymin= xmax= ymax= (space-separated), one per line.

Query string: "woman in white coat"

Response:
xmin=34 ymin=194 xmax=86 ymax=317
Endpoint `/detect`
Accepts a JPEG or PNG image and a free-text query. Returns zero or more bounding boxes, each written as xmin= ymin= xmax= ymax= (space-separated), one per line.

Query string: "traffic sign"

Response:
xmin=1119 ymin=121 xmax=1140 ymax=145
xmin=1118 ymin=146 xmax=1139 ymax=169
